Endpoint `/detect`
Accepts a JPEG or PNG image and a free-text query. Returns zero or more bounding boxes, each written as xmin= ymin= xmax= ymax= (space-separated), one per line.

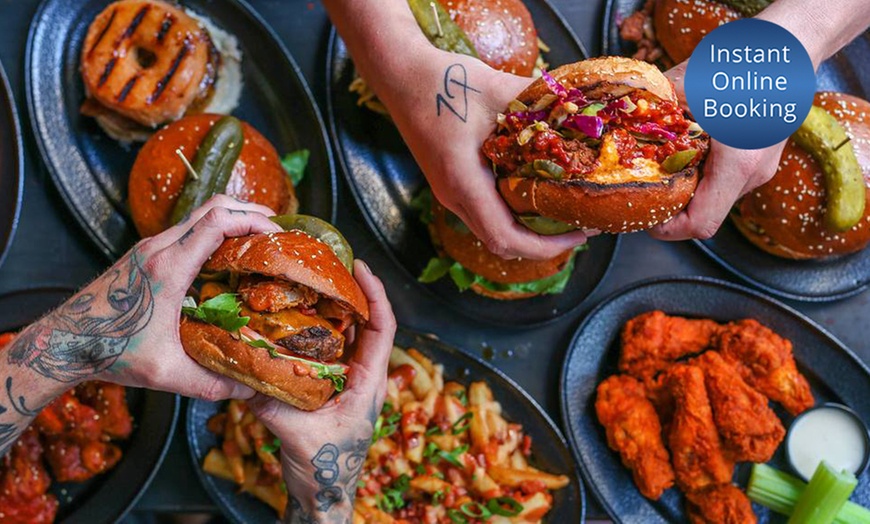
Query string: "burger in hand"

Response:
xmin=484 ymin=57 xmax=709 ymax=234
xmin=179 ymin=217 xmax=368 ymax=410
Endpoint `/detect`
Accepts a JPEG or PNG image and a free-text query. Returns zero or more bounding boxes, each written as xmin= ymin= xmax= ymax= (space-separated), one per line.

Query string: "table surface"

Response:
xmin=0 ymin=0 xmax=868 ymax=521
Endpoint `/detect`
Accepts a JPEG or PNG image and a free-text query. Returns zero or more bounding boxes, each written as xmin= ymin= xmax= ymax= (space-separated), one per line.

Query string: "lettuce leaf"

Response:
xmin=419 ymin=257 xmax=453 ymax=283
xmin=181 ymin=294 xmax=250 ymax=332
xmin=410 ymin=187 xmax=434 ymax=225
xmin=281 ymin=150 xmax=310 ymax=187
xmin=240 ymin=331 xmax=347 ymax=392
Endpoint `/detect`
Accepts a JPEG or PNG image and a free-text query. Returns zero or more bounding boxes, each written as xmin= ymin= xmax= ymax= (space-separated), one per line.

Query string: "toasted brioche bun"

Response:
xmin=180 ymin=318 xmax=335 ymax=410
xmin=495 ymin=57 xmax=705 ymax=233
xmin=733 ymin=92 xmax=870 ymax=259
xmin=181 ymin=230 xmax=368 ymax=410
xmin=203 ymin=230 xmax=369 ymax=322
xmin=429 ymin=199 xmax=572 ymax=300
xmin=653 ymin=0 xmax=740 ymax=64
xmin=442 ymin=0 xmax=539 ymax=76
xmin=129 ymin=114 xmax=297 ymax=238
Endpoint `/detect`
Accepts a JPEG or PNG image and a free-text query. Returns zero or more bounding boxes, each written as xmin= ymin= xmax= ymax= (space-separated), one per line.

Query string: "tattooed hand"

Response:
xmin=247 ymin=260 xmax=396 ymax=524
xmin=376 ymin=51 xmax=592 ymax=260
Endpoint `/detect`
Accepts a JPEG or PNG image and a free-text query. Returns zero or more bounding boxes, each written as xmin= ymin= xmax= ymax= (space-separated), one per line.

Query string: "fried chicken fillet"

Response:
xmin=716 ymin=319 xmax=814 ymax=416
xmin=595 ymin=374 xmax=675 ymax=499
xmin=619 ymin=311 xmax=720 ymax=380
xmin=691 ymin=351 xmax=785 ymax=462
xmin=686 ymin=484 xmax=757 ymax=524
xmin=666 ymin=364 xmax=735 ymax=493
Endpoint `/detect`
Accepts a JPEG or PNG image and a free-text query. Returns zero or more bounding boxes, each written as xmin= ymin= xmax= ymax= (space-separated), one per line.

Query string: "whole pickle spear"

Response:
xmin=792 ymin=106 xmax=866 ymax=232
xmin=407 ymin=0 xmax=478 ymax=57
xmin=716 ymin=0 xmax=772 ymax=16
xmin=270 ymin=215 xmax=355 ymax=272
xmin=171 ymin=116 xmax=244 ymax=225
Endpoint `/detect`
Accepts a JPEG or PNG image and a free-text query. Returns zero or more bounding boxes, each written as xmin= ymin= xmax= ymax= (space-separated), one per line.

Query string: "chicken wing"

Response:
xmin=691 ymin=351 xmax=785 ymax=462
xmin=666 ymin=364 xmax=735 ymax=493
xmin=595 ymin=374 xmax=675 ymax=500
xmin=686 ymin=484 xmax=757 ymax=524
xmin=619 ymin=311 xmax=720 ymax=380
xmin=716 ymin=319 xmax=814 ymax=416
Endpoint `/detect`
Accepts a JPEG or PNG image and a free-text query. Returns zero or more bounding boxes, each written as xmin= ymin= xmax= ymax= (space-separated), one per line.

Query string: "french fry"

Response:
xmin=489 ymin=465 xmax=570 ymax=489
xmin=515 ymin=492 xmax=552 ymax=521
xmin=241 ymin=462 xmax=287 ymax=517
xmin=469 ymin=406 xmax=490 ymax=450
xmin=409 ymin=475 xmax=452 ymax=494
xmin=354 ymin=501 xmax=395 ymax=523
xmin=469 ymin=467 xmax=502 ymax=498
xmin=389 ymin=347 xmax=433 ymax=398
xmin=468 ymin=382 xmax=493 ymax=407
xmin=510 ymin=449 xmax=529 ymax=470
xmin=407 ymin=348 xmax=435 ymax=376
xmin=202 ymin=449 xmax=234 ymax=481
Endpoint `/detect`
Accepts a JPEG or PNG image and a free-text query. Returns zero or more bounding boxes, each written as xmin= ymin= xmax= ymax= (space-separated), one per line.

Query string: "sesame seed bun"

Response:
xmin=493 ymin=57 xmax=707 ymax=234
xmin=653 ymin=0 xmax=741 ymax=64
xmin=128 ymin=114 xmax=298 ymax=238
xmin=442 ymin=0 xmax=539 ymax=76
xmin=733 ymin=92 xmax=870 ymax=259
xmin=429 ymin=198 xmax=572 ymax=300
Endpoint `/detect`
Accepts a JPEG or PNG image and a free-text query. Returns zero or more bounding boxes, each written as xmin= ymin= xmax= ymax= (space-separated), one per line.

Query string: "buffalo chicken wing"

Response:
xmin=619 ymin=311 xmax=720 ymax=380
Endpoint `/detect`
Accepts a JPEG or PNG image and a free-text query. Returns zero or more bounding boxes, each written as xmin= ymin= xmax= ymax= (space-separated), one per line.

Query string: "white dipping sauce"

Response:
xmin=787 ymin=405 xmax=868 ymax=480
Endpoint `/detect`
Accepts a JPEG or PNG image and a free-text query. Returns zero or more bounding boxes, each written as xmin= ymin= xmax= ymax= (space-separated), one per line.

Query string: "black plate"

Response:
xmin=326 ymin=4 xmax=620 ymax=327
xmin=0 ymin=58 xmax=23 ymax=271
xmin=603 ymin=0 xmax=870 ymax=301
xmin=0 ymin=287 xmax=179 ymax=523
xmin=188 ymin=326 xmax=586 ymax=524
xmin=560 ymin=277 xmax=870 ymax=523
xmin=26 ymin=0 xmax=336 ymax=261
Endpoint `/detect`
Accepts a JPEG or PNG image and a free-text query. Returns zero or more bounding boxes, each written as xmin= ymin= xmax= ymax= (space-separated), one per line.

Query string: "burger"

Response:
xmin=484 ymin=57 xmax=709 ymax=234
xmin=415 ymin=189 xmax=580 ymax=300
xmin=128 ymin=114 xmax=301 ymax=238
xmin=180 ymin=225 xmax=368 ymax=411
xmin=80 ymin=0 xmax=243 ymax=142
xmin=351 ymin=0 xmax=543 ymax=114
xmin=620 ymin=0 xmax=741 ymax=67
xmin=732 ymin=92 xmax=870 ymax=259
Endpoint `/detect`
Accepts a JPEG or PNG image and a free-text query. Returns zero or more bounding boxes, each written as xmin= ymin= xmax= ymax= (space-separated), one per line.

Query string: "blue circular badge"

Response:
xmin=684 ymin=18 xmax=815 ymax=149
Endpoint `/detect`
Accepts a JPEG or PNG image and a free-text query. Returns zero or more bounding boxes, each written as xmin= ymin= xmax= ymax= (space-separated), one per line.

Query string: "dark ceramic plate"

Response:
xmin=0 ymin=59 xmax=23 ymax=271
xmin=188 ymin=326 xmax=585 ymax=524
xmin=326 ymin=3 xmax=620 ymax=326
xmin=603 ymin=0 xmax=870 ymax=301
xmin=560 ymin=277 xmax=870 ymax=523
xmin=0 ymin=287 xmax=179 ymax=523
xmin=26 ymin=0 xmax=335 ymax=261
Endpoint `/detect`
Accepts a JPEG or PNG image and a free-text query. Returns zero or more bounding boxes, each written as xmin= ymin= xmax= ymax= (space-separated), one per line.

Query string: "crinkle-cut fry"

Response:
xmin=407 ymin=348 xmax=436 ymax=376
xmin=355 ymin=501 xmax=397 ymax=523
xmin=469 ymin=382 xmax=494 ymax=407
xmin=202 ymin=448 xmax=234 ymax=481
xmin=489 ymin=464 xmax=571 ymax=489
xmin=389 ymin=347 xmax=433 ymax=398
xmin=410 ymin=474 xmax=452 ymax=494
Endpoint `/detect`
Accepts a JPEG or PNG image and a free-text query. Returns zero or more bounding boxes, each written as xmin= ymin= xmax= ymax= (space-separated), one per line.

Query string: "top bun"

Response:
xmin=204 ymin=230 xmax=370 ymax=322
xmin=442 ymin=0 xmax=539 ymax=76
xmin=653 ymin=0 xmax=741 ymax=64
xmin=128 ymin=114 xmax=297 ymax=238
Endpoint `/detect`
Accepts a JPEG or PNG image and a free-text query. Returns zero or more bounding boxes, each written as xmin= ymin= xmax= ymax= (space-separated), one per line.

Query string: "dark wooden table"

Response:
xmin=0 ymin=0 xmax=868 ymax=520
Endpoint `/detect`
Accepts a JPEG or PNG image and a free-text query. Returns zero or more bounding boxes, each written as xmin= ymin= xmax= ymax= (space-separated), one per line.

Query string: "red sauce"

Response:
xmin=389 ymin=364 xmax=417 ymax=392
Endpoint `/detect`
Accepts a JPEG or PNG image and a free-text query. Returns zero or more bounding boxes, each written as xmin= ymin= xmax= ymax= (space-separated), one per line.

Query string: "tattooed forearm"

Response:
xmin=435 ymin=63 xmax=480 ymax=123
xmin=7 ymin=251 xmax=153 ymax=383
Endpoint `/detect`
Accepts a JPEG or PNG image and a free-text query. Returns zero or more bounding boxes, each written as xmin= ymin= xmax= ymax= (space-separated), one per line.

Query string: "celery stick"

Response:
xmin=788 ymin=461 xmax=857 ymax=524
xmin=747 ymin=463 xmax=870 ymax=524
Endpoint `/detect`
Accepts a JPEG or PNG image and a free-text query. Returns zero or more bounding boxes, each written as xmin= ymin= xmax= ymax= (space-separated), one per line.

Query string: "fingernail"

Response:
xmin=584 ymin=229 xmax=602 ymax=237
xmin=358 ymin=259 xmax=372 ymax=274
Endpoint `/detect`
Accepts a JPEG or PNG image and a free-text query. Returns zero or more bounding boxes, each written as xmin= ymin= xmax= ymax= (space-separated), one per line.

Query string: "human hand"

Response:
xmin=388 ymin=51 xmax=592 ymax=260
xmin=650 ymin=62 xmax=787 ymax=240
xmin=8 ymin=195 xmax=283 ymax=402
xmin=245 ymin=260 xmax=396 ymax=523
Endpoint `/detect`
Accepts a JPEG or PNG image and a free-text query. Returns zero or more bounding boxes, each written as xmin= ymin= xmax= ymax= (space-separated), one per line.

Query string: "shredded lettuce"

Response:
xmin=419 ymin=247 xmax=587 ymax=296
xmin=281 ymin=149 xmax=310 ymax=187
xmin=181 ymin=294 xmax=249 ymax=332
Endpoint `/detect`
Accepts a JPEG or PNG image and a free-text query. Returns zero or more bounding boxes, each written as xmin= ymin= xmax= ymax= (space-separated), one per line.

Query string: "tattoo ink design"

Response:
xmin=436 ymin=63 xmax=480 ymax=123
xmin=344 ymin=438 xmax=368 ymax=499
xmin=312 ymin=443 xmax=340 ymax=486
xmin=8 ymin=252 xmax=154 ymax=382
xmin=6 ymin=378 xmax=38 ymax=417
xmin=177 ymin=226 xmax=196 ymax=245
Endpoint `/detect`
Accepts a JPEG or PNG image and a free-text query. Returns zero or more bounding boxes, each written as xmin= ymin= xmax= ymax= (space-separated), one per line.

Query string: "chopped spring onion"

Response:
xmin=747 ymin=464 xmax=870 ymax=524
xmin=460 ymin=501 xmax=491 ymax=519
xmin=451 ymin=412 xmax=473 ymax=435
xmin=488 ymin=496 xmax=524 ymax=516
xmin=788 ymin=461 xmax=858 ymax=524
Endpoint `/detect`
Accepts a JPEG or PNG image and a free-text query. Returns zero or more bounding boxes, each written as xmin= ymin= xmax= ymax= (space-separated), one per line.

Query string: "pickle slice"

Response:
xmin=270 ymin=215 xmax=354 ymax=272
xmin=518 ymin=215 xmax=576 ymax=235
xmin=792 ymin=106 xmax=866 ymax=232
xmin=518 ymin=160 xmax=566 ymax=180
xmin=716 ymin=0 xmax=772 ymax=16
xmin=661 ymin=149 xmax=699 ymax=173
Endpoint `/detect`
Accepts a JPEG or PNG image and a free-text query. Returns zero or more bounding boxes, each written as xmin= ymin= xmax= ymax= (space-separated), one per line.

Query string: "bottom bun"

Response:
xmin=180 ymin=318 xmax=335 ymax=411
xmin=468 ymin=283 xmax=538 ymax=300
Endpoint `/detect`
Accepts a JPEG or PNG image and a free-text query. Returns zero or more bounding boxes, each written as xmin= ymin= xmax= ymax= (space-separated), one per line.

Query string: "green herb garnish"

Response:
xmin=260 ymin=438 xmax=280 ymax=454
xmin=281 ymin=149 xmax=310 ymax=187
xmin=451 ymin=412 xmax=473 ymax=435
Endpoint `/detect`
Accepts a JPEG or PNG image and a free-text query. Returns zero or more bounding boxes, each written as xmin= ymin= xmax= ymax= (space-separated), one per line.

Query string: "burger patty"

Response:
xmin=482 ymin=129 xmax=599 ymax=176
xmin=276 ymin=327 xmax=343 ymax=362
xmin=238 ymin=276 xmax=319 ymax=313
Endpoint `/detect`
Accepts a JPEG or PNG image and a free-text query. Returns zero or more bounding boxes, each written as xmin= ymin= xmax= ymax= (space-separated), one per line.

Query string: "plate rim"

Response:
xmin=325 ymin=13 xmax=620 ymax=327
xmin=0 ymin=58 xmax=24 ymax=271
xmin=0 ymin=285 xmax=181 ymax=523
xmin=558 ymin=274 xmax=870 ymax=523
xmin=24 ymin=0 xmax=338 ymax=261
xmin=187 ymin=324 xmax=586 ymax=523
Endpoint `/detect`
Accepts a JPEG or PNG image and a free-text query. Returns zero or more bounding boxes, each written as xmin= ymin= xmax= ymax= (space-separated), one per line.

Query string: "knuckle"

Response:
xmin=693 ymin=220 xmax=722 ymax=240
xmin=205 ymin=194 xmax=235 ymax=208
xmin=141 ymin=248 xmax=172 ymax=279
xmin=198 ymin=378 xmax=227 ymax=402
